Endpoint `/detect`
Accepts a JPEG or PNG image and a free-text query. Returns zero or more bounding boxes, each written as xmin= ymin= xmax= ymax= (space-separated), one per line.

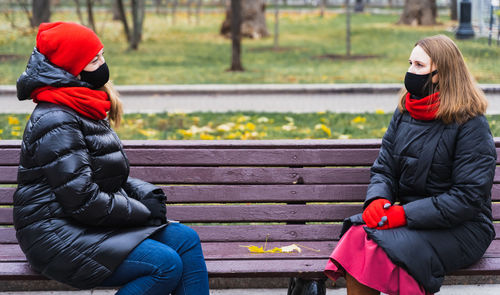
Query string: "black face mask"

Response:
xmin=80 ymin=62 xmax=109 ymax=89
xmin=404 ymin=70 xmax=438 ymax=99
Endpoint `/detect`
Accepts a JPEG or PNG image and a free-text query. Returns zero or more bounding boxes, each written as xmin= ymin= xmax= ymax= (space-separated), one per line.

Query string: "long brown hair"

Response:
xmin=398 ymin=35 xmax=487 ymax=124
xmin=101 ymin=81 xmax=123 ymax=128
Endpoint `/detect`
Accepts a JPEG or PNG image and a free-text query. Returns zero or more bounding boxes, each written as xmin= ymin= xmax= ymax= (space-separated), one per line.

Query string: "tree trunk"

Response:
xmin=74 ymin=0 xmax=85 ymax=24
xmin=116 ymin=0 xmax=131 ymax=42
xmin=273 ymin=0 xmax=280 ymax=49
xmin=32 ymin=0 xmax=51 ymax=27
xmin=172 ymin=0 xmax=178 ymax=25
xmin=86 ymin=0 xmax=96 ymax=32
xmin=320 ymin=0 xmax=326 ymax=18
xmin=398 ymin=0 xmax=437 ymax=26
xmin=187 ymin=0 xmax=194 ymax=24
xmin=130 ymin=0 xmax=146 ymax=50
xmin=221 ymin=0 xmax=269 ymax=39
xmin=229 ymin=0 xmax=244 ymax=71
xmin=450 ymin=0 xmax=457 ymax=21
xmin=345 ymin=0 xmax=351 ymax=57
xmin=196 ymin=0 xmax=202 ymax=25
xmin=155 ymin=0 xmax=162 ymax=14
xmin=112 ymin=0 xmax=121 ymax=20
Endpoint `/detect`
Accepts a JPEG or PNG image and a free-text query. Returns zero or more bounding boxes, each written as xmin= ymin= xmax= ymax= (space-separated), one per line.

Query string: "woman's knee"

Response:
xmin=153 ymin=244 xmax=183 ymax=281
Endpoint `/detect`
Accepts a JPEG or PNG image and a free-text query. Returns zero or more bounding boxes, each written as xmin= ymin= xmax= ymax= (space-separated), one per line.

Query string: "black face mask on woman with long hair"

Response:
xmin=80 ymin=62 xmax=110 ymax=89
xmin=404 ymin=70 xmax=438 ymax=99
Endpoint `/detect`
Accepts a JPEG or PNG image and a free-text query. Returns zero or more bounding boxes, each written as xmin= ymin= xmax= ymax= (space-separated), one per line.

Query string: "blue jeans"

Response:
xmin=100 ymin=223 xmax=209 ymax=295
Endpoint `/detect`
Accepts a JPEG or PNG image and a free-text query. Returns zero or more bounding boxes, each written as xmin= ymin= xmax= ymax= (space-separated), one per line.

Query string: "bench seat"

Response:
xmin=1 ymin=139 xmax=499 ymax=284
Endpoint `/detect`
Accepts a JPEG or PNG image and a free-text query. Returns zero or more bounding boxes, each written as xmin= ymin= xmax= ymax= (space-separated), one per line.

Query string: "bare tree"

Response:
xmin=86 ymin=0 xmax=96 ymax=32
xmin=112 ymin=0 xmax=121 ymax=20
xmin=172 ymin=0 xmax=179 ymax=25
xmin=74 ymin=0 xmax=85 ymax=24
xmin=345 ymin=0 xmax=351 ymax=57
xmin=196 ymin=0 xmax=202 ymax=25
xmin=221 ymin=0 xmax=269 ymax=39
xmin=229 ymin=0 xmax=244 ymax=71
xmin=273 ymin=0 xmax=279 ymax=49
xmin=116 ymin=0 xmax=131 ymax=41
xmin=115 ymin=0 xmax=146 ymax=50
xmin=32 ymin=0 xmax=51 ymax=27
xmin=320 ymin=0 xmax=326 ymax=18
xmin=399 ymin=0 xmax=437 ymax=26
xmin=450 ymin=0 xmax=457 ymax=21
xmin=130 ymin=0 xmax=146 ymax=50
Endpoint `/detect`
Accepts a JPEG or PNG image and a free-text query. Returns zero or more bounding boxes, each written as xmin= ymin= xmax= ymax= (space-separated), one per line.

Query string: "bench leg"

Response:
xmin=287 ymin=277 xmax=326 ymax=295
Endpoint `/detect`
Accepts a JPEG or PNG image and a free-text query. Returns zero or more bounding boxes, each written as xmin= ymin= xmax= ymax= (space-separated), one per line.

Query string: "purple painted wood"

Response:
xmin=0 ymin=187 xmax=15 ymax=205
xmin=0 ymin=263 xmax=44 ymax=279
xmin=3 ymin=183 xmax=500 ymax=205
xmin=124 ymin=148 xmax=379 ymax=166
xmin=167 ymin=204 xmax=363 ymax=223
xmin=0 ymin=208 xmax=13 ymax=225
xmin=0 ymin=149 xmax=19 ymax=165
xmin=0 ymin=228 xmax=17 ymax=243
xmin=4 ymin=166 xmax=500 ymax=185
xmin=4 ymin=203 xmax=500 ymax=225
xmin=190 ymin=224 xmax=343 ymax=242
xmin=129 ymin=167 xmax=371 ymax=184
xmin=2 ymin=258 xmax=500 ymax=280
xmin=163 ymin=185 xmax=368 ymax=203
xmin=2 ymin=239 xmax=500 ymax=263
xmin=0 ymin=167 xmax=18 ymax=184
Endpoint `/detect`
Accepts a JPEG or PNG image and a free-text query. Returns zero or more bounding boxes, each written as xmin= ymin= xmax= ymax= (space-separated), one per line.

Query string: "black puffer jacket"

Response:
xmin=14 ymin=49 xmax=166 ymax=289
xmin=343 ymin=108 xmax=496 ymax=293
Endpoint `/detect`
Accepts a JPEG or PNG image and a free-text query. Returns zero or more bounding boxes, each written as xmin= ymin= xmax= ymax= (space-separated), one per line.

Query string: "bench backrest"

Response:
xmin=1 ymin=139 xmax=499 ymax=249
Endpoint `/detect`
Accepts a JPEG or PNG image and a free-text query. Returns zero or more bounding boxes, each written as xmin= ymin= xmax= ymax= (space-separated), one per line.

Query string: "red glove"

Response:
xmin=377 ymin=205 xmax=407 ymax=230
xmin=362 ymin=199 xmax=390 ymax=228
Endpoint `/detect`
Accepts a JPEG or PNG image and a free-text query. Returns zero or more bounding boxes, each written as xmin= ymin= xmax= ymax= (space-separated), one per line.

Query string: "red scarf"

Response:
xmin=32 ymin=86 xmax=110 ymax=120
xmin=404 ymin=92 xmax=440 ymax=121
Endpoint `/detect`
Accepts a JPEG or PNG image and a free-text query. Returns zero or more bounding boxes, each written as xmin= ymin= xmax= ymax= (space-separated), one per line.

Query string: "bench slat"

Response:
xmin=4 ymin=240 xmax=500 ymax=263
xmin=2 ymin=258 xmax=500 ymax=280
xmin=3 ymin=223 xmax=500 ymax=244
xmin=3 ymin=147 xmax=500 ymax=166
xmin=4 ymin=184 xmax=500 ymax=205
xmin=124 ymin=149 xmax=380 ymax=166
xmin=169 ymin=204 xmax=363 ymax=222
xmin=0 ymin=185 xmax=370 ymax=205
xmin=4 ymin=166 xmax=500 ymax=185
xmin=129 ymin=167 xmax=372 ymax=184
xmin=3 ymin=203 xmax=500 ymax=225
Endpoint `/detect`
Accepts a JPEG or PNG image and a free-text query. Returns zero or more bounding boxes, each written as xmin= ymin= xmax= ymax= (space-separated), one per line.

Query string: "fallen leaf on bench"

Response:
xmin=240 ymin=243 xmax=319 ymax=254
xmin=240 ymin=245 xmax=283 ymax=253
xmin=280 ymin=244 xmax=302 ymax=253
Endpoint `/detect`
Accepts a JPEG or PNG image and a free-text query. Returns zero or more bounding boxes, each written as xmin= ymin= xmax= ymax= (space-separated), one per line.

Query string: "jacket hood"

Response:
xmin=16 ymin=48 xmax=92 ymax=101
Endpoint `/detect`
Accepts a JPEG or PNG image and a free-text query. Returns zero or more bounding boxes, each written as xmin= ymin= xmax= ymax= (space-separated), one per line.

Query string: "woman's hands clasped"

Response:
xmin=362 ymin=198 xmax=407 ymax=230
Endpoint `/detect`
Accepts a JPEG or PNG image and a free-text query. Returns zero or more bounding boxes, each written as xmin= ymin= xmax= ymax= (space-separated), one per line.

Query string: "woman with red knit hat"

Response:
xmin=322 ymin=35 xmax=496 ymax=295
xmin=14 ymin=22 xmax=209 ymax=295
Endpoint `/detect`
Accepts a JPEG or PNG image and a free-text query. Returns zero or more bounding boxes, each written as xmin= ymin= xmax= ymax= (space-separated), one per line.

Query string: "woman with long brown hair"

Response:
xmin=14 ymin=22 xmax=209 ymax=294
xmin=324 ymin=34 xmax=496 ymax=294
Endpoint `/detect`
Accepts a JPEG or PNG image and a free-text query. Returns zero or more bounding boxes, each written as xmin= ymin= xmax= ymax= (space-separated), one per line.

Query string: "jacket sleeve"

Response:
xmin=404 ymin=116 xmax=497 ymax=229
xmin=364 ymin=109 xmax=401 ymax=207
xmin=123 ymin=177 xmax=164 ymax=201
xmin=31 ymin=111 xmax=151 ymax=227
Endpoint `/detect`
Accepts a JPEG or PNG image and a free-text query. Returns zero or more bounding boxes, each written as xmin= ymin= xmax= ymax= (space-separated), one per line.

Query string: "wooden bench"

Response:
xmin=1 ymin=139 xmax=500 ymax=290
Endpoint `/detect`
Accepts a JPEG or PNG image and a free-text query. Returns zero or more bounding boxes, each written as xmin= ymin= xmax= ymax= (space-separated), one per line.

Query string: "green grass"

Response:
xmin=1 ymin=11 xmax=499 ymax=84
xmin=3 ymin=112 xmax=500 ymax=140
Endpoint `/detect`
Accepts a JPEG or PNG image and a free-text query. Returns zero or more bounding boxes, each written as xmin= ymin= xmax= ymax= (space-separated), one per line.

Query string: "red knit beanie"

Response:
xmin=36 ymin=22 xmax=103 ymax=76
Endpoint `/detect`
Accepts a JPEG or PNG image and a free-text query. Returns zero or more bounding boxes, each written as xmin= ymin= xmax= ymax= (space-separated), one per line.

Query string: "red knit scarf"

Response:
xmin=404 ymin=92 xmax=440 ymax=121
xmin=32 ymin=86 xmax=110 ymax=120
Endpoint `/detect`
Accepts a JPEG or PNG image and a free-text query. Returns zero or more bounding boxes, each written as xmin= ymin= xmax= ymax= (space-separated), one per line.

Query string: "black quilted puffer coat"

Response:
xmin=343 ymin=108 xmax=496 ymax=293
xmin=14 ymin=49 xmax=165 ymax=289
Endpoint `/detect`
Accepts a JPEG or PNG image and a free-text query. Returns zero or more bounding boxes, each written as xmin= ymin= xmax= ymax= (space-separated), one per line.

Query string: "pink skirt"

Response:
xmin=324 ymin=225 xmax=432 ymax=295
